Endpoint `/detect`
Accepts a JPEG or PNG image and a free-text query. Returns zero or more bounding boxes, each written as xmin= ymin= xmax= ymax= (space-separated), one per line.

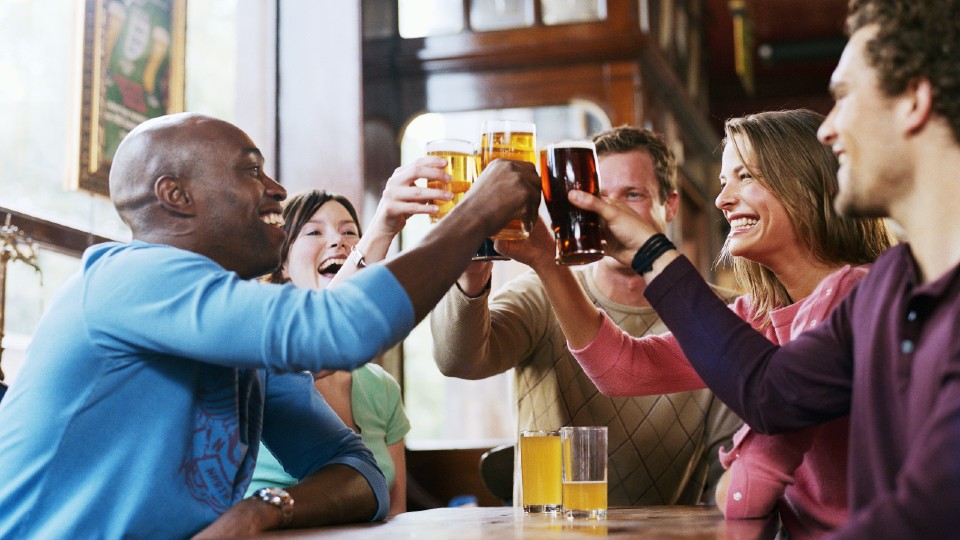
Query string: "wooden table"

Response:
xmin=264 ymin=506 xmax=777 ymax=539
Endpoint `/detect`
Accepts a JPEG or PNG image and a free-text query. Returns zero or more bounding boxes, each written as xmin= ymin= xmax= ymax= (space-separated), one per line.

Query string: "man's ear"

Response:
xmin=155 ymin=176 xmax=196 ymax=216
xmin=902 ymin=76 xmax=934 ymax=135
xmin=663 ymin=191 xmax=680 ymax=223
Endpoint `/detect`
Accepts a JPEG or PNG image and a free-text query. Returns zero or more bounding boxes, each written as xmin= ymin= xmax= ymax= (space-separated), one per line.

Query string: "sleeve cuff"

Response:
xmin=332 ymin=455 xmax=391 ymax=522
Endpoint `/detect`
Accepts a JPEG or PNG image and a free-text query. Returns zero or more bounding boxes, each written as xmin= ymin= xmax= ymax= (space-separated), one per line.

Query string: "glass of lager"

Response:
xmin=479 ymin=120 xmax=537 ymax=241
xmin=560 ymin=426 xmax=607 ymax=520
xmin=519 ymin=430 xmax=562 ymax=514
xmin=540 ymin=141 xmax=605 ymax=265
xmin=425 ymin=139 xmax=478 ymax=222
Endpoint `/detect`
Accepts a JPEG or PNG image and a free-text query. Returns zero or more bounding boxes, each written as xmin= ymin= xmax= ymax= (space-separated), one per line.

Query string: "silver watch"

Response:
xmin=347 ymin=244 xmax=367 ymax=268
xmin=252 ymin=487 xmax=294 ymax=528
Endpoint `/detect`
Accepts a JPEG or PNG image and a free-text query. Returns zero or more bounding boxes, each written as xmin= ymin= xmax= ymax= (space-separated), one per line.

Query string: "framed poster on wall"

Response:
xmin=75 ymin=0 xmax=186 ymax=197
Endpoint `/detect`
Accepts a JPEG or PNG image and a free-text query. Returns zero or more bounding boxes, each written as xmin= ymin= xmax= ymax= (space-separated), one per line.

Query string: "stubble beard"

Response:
xmin=833 ymin=171 xmax=894 ymax=220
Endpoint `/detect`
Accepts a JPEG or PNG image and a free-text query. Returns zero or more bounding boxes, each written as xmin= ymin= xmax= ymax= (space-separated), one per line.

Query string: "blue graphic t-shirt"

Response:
xmin=0 ymin=241 xmax=413 ymax=538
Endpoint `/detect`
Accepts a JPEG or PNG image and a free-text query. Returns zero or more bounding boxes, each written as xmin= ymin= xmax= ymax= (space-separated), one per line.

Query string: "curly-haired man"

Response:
xmin=563 ymin=1 xmax=960 ymax=537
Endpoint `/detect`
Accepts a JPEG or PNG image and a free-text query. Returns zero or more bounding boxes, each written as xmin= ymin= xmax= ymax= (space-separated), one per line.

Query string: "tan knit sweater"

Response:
xmin=430 ymin=267 xmax=742 ymax=505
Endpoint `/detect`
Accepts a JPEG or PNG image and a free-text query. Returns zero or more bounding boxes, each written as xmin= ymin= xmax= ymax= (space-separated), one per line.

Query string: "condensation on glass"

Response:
xmin=541 ymin=0 xmax=607 ymax=26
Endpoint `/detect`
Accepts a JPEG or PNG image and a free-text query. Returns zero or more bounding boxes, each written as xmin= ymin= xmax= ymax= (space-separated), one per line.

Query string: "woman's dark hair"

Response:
xmin=266 ymin=189 xmax=361 ymax=284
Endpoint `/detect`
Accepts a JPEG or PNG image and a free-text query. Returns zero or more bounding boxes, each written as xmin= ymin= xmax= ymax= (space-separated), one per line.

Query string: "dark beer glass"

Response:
xmin=541 ymin=141 xmax=604 ymax=265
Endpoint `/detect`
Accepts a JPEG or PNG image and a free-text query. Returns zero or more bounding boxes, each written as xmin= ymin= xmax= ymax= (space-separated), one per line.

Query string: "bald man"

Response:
xmin=0 ymin=113 xmax=539 ymax=538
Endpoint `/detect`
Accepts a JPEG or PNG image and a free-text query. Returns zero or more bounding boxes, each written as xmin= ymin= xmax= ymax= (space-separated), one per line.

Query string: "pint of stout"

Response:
xmin=425 ymin=139 xmax=478 ymax=223
xmin=541 ymin=141 xmax=604 ymax=265
xmin=479 ymin=120 xmax=537 ymax=241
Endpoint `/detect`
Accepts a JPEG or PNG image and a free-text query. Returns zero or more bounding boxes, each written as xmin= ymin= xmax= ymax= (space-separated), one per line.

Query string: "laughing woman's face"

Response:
xmin=282 ymin=201 xmax=360 ymax=290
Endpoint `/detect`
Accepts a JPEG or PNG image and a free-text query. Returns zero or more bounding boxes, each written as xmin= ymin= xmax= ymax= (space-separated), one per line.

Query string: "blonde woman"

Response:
xmin=499 ymin=109 xmax=892 ymax=539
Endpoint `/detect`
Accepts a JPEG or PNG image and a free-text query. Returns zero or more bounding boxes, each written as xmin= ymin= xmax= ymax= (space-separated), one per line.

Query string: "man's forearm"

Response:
xmin=286 ymin=464 xmax=382 ymax=527
xmin=534 ymin=262 xmax=602 ymax=350
xmin=191 ymin=464 xmax=380 ymax=538
xmin=386 ymin=200 xmax=501 ymax=323
xmin=431 ymin=285 xmax=516 ymax=379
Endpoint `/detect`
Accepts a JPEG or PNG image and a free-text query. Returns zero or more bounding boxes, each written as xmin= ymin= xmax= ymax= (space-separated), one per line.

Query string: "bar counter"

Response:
xmin=261 ymin=505 xmax=777 ymax=539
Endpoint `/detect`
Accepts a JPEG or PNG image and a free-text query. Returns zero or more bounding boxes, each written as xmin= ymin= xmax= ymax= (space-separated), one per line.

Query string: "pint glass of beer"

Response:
xmin=479 ymin=120 xmax=537 ymax=241
xmin=520 ymin=430 xmax=563 ymax=514
xmin=541 ymin=141 xmax=604 ymax=265
xmin=561 ymin=426 xmax=607 ymax=520
xmin=425 ymin=139 xmax=478 ymax=223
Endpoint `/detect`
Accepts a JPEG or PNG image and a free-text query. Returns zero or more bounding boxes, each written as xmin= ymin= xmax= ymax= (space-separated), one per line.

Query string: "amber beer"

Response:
xmin=562 ymin=481 xmax=607 ymax=515
xmin=520 ymin=430 xmax=562 ymax=513
xmin=541 ymin=141 xmax=604 ymax=265
xmin=425 ymin=139 xmax=478 ymax=222
xmin=561 ymin=426 xmax=608 ymax=519
xmin=480 ymin=120 xmax=537 ymax=241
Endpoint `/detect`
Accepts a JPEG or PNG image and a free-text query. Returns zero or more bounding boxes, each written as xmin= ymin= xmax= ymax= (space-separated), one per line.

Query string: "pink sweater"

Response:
xmin=571 ymin=265 xmax=868 ymax=540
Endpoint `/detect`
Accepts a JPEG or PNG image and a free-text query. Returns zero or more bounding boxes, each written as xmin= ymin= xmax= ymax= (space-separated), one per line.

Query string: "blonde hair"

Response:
xmin=719 ymin=109 xmax=893 ymax=327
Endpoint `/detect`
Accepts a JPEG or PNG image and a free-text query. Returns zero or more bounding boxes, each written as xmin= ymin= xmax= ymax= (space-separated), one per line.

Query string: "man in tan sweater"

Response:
xmin=431 ymin=126 xmax=741 ymax=506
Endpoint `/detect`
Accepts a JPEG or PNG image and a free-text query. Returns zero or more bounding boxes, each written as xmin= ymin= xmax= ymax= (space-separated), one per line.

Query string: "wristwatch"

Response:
xmin=347 ymin=244 xmax=367 ymax=268
xmin=251 ymin=487 xmax=295 ymax=528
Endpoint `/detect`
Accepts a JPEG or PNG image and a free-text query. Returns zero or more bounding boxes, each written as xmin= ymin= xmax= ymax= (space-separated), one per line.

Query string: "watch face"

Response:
xmin=254 ymin=487 xmax=294 ymax=527
xmin=259 ymin=487 xmax=286 ymax=498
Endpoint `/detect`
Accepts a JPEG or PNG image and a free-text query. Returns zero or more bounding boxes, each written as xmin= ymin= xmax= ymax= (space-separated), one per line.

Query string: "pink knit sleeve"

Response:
xmin=720 ymin=426 xmax=817 ymax=519
xmin=568 ymin=312 xmax=706 ymax=396
xmin=791 ymin=265 xmax=869 ymax=337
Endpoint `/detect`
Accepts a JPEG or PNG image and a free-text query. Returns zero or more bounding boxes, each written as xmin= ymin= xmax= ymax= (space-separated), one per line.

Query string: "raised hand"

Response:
xmin=329 ymin=157 xmax=454 ymax=288
xmin=494 ymin=215 xmax=557 ymax=272
xmin=460 ymin=159 xmax=541 ymax=240
xmin=568 ymin=189 xmax=664 ymax=268
xmin=367 ymin=156 xmax=453 ymax=240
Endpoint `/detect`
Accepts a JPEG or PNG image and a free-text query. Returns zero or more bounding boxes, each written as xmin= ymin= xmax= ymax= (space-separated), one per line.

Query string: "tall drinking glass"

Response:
xmin=540 ymin=141 xmax=604 ymax=265
xmin=479 ymin=119 xmax=537 ymax=241
xmin=520 ymin=430 xmax=563 ymax=514
xmin=561 ymin=426 xmax=607 ymax=520
xmin=425 ymin=139 xmax=478 ymax=222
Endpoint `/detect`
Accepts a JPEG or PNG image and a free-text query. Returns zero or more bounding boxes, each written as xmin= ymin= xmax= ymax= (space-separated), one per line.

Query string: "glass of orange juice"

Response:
xmin=561 ymin=426 xmax=607 ymax=519
xmin=519 ymin=430 xmax=562 ymax=513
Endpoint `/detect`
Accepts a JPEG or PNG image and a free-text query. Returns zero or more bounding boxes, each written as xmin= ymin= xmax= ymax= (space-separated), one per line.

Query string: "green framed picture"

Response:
xmin=76 ymin=0 xmax=186 ymax=197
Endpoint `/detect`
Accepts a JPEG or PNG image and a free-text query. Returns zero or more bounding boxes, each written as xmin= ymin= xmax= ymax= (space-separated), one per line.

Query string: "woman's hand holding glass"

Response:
xmin=369 ymin=156 xmax=453 ymax=239
xmin=329 ymin=157 xmax=452 ymax=288
xmin=567 ymin=190 xmax=673 ymax=270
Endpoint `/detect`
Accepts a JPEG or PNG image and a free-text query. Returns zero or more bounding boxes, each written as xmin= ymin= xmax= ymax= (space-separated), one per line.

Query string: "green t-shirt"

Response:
xmin=245 ymin=363 xmax=410 ymax=495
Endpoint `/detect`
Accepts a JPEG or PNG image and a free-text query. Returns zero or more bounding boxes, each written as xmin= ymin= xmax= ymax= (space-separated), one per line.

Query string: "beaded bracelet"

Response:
xmin=630 ymin=233 xmax=676 ymax=275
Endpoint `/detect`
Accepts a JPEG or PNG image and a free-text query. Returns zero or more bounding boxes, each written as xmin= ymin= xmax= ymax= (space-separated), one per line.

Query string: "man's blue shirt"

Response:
xmin=0 ymin=241 xmax=414 ymax=538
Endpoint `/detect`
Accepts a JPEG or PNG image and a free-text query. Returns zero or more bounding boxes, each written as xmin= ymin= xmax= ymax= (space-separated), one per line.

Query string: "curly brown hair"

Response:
xmin=590 ymin=126 xmax=677 ymax=203
xmin=847 ymin=0 xmax=960 ymax=142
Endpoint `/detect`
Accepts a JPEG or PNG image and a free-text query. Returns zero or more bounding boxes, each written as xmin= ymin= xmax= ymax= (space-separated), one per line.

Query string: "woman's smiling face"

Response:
xmin=282 ymin=200 xmax=360 ymax=290
xmin=716 ymin=136 xmax=799 ymax=267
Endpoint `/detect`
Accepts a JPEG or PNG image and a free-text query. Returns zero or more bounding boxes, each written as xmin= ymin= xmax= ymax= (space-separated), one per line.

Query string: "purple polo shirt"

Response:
xmin=645 ymin=245 xmax=960 ymax=539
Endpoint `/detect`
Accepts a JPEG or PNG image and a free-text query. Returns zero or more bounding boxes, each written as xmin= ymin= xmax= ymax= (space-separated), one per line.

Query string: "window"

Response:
xmin=470 ymin=0 xmax=534 ymax=31
xmin=541 ymin=0 xmax=606 ymax=26
xmin=398 ymin=0 xmax=464 ymax=38
xmin=400 ymin=103 xmax=609 ymax=449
